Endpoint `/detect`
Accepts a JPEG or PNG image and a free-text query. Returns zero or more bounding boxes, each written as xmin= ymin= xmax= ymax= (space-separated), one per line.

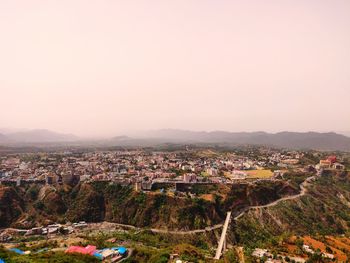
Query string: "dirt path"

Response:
xmin=86 ymin=221 xmax=224 ymax=235
xmin=150 ymin=224 xmax=223 ymax=235
xmin=236 ymin=246 xmax=245 ymax=263
xmin=148 ymin=175 xmax=315 ymax=234
xmin=234 ymin=175 xmax=315 ymax=220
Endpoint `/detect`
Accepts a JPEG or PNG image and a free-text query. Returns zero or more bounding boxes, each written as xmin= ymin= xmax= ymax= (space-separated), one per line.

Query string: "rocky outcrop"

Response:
xmin=0 ymin=179 xmax=303 ymax=230
xmin=0 ymin=186 xmax=24 ymax=227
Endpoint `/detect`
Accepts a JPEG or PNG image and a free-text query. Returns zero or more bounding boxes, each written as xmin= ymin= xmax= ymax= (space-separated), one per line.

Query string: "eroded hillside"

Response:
xmin=0 ymin=178 xmax=299 ymax=231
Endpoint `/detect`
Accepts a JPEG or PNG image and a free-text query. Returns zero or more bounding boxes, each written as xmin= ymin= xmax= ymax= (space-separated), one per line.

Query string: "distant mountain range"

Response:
xmin=0 ymin=129 xmax=78 ymax=143
xmin=338 ymin=131 xmax=350 ymax=137
xmin=123 ymin=129 xmax=350 ymax=151
xmin=1 ymin=128 xmax=350 ymax=151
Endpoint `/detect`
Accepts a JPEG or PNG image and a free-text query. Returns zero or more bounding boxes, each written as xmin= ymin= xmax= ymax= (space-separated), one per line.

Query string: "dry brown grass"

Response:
xmin=303 ymin=236 xmax=347 ymax=262
xmin=245 ymin=169 xmax=273 ymax=178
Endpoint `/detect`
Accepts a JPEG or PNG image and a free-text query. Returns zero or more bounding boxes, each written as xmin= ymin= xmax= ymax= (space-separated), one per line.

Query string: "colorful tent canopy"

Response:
xmin=66 ymin=245 xmax=96 ymax=255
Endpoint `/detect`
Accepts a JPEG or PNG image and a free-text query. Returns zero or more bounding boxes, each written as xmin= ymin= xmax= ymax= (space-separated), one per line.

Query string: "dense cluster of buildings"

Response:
xmin=316 ymin=155 xmax=345 ymax=170
xmin=0 ymin=149 xmax=345 ymax=191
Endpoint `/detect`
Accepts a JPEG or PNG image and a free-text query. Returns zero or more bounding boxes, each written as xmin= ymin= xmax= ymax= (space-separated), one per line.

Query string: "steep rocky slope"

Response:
xmin=0 ymin=179 xmax=298 ymax=230
xmin=0 ymin=186 xmax=24 ymax=227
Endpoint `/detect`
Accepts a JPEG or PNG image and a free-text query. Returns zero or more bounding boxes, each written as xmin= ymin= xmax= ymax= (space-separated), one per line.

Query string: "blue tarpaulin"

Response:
xmin=0 ymin=258 xmax=5 ymax=263
xmin=9 ymin=248 xmax=25 ymax=255
xmin=93 ymin=252 xmax=103 ymax=260
xmin=117 ymin=247 xmax=127 ymax=255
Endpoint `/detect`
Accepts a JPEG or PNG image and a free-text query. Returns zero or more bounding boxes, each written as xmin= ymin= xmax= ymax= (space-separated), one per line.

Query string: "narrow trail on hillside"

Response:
xmin=150 ymin=175 xmax=316 ymax=234
xmin=146 ymin=175 xmax=316 ymax=235
xmin=233 ymin=175 xmax=315 ymax=221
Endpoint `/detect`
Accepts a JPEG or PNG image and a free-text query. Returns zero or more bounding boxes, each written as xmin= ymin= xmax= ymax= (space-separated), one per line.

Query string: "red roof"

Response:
xmin=327 ymin=156 xmax=337 ymax=163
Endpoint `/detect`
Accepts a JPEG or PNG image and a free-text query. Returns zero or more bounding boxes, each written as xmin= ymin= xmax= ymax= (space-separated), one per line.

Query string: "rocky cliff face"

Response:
xmin=223 ymin=180 xmax=298 ymax=213
xmin=65 ymin=182 xmax=223 ymax=230
xmin=0 ymin=186 xmax=24 ymax=227
xmin=0 ymin=179 xmax=301 ymax=230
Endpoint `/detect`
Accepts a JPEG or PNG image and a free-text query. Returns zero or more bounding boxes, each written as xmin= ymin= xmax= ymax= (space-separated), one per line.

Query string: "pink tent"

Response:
xmin=66 ymin=245 xmax=97 ymax=255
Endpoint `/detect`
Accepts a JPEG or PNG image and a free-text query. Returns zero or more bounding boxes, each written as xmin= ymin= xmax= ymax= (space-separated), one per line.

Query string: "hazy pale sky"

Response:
xmin=1 ymin=0 xmax=350 ymax=137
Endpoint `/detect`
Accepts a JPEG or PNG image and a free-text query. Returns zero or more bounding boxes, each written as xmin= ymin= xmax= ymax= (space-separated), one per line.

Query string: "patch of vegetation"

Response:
xmin=235 ymin=172 xmax=350 ymax=249
xmin=0 ymin=247 xmax=99 ymax=263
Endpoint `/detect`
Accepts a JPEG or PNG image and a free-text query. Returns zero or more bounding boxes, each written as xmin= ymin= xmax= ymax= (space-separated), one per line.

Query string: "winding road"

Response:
xmin=233 ymin=175 xmax=315 ymax=221
xmin=150 ymin=175 xmax=316 ymax=234
xmin=129 ymin=175 xmax=315 ymax=235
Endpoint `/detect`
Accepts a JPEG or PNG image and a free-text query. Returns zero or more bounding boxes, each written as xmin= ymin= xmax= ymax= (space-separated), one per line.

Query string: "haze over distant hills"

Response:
xmin=0 ymin=129 xmax=78 ymax=143
xmin=338 ymin=131 xmax=350 ymax=137
xmin=123 ymin=129 xmax=350 ymax=151
xmin=1 ymin=128 xmax=350 ymax=151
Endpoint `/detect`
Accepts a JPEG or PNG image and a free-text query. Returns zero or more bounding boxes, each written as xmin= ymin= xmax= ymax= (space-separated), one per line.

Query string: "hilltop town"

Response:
xmin=1 ymin=146 xmax=350 ymax=262
xmin=1 ymin=147 xmax=345 ymax=191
